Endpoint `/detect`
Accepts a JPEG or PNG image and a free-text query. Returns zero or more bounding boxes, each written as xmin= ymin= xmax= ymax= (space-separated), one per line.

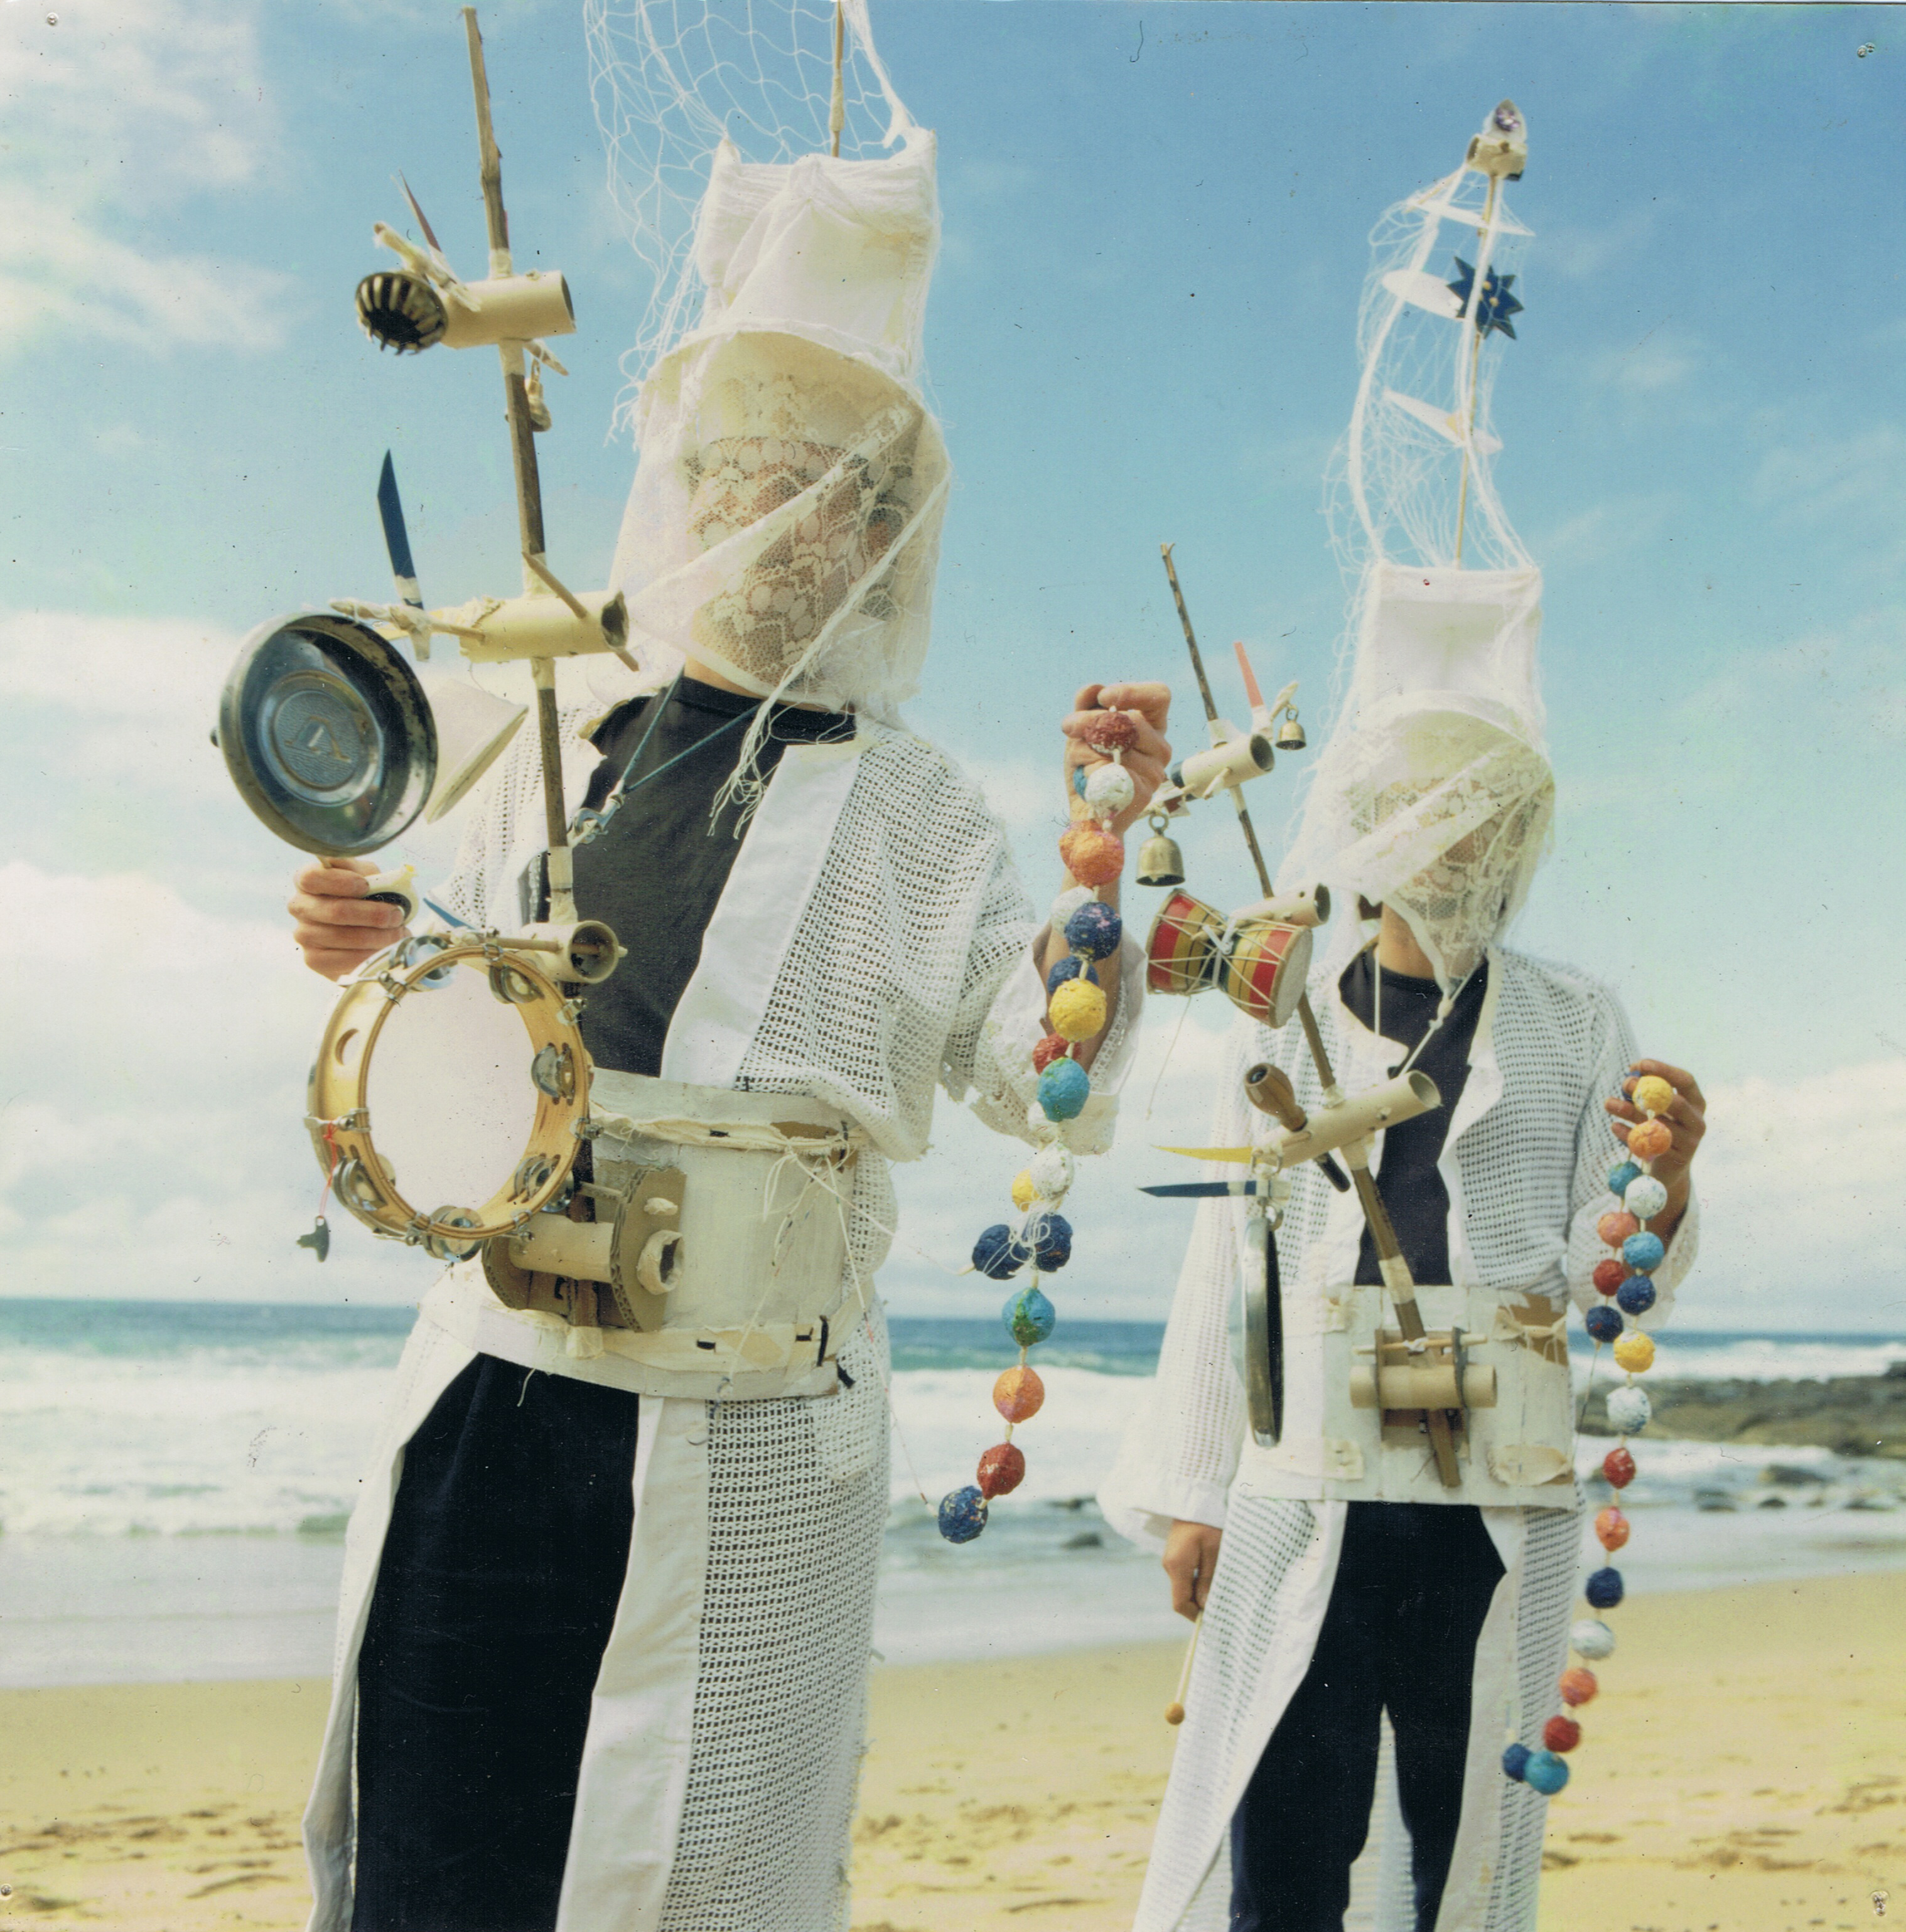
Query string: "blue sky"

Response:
xmin=1 ymin=1 xmax=1901 ymax=1329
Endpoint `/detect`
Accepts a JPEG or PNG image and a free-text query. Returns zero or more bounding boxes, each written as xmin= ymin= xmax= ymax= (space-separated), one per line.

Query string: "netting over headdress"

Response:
xmin=588 ymin=0 xmax=949 ymax=786
xmin=1283 ymin=110 xmax=1553 ymax=993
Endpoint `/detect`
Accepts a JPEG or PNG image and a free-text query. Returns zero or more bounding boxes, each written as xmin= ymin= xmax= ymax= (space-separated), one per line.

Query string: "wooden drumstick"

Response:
xmin=1243 ymin=1063 xmax=1351 ymax=1193
xmin=1165 ymin=1614 xmax=1203 ymax=1727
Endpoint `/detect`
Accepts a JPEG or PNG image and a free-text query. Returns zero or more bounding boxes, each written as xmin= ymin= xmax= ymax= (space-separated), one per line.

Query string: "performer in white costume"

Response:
xmin=1100 ymin=110 xmax=1707 ymax=1932
xmin=288 ymin=78 xmax=1171 ymax=1932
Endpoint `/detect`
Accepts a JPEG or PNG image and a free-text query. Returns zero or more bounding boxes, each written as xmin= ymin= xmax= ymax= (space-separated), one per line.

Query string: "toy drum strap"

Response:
xmin=306 ymin=930 xmax=603 ymax=1258
xmin=1146 ymin=890 xmax=1226 ymax=996
xmin=1220 ymin=917 xmax=1313 ymax=1030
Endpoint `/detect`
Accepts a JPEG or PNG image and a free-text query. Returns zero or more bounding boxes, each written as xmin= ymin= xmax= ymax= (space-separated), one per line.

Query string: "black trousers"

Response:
xmin=350 ymin=1356 xmax=642 ymax=1932
xmin=1229 ymin=1502 xmax=1505 ymax=1932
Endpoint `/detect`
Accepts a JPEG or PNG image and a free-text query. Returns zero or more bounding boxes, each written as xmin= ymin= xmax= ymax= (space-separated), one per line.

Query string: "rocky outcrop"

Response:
xmin=1576 ymin=1362 xmax=1906 ymax=1459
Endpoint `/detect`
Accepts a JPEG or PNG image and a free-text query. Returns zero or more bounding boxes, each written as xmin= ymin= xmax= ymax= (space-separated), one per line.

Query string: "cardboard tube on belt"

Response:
xmin=1350 ymin=1359 xmax=1498 ymax=1410
xmin=438 ymin=272 xmax=576 ymax=350
xmin=512 ymin=920 xmax=624 ymax=984
xmin=1265 ymin=1070 xmax=1441 ymax=1170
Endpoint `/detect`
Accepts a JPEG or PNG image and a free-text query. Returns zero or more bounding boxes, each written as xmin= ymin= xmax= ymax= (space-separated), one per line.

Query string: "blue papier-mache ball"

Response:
xmin=1621 ymin=1230 xmax=1666 ymax=1274
xmin=1500 ymin=1742 xmax=1532 ymax=1783
xmin=1616 ymin=1275 xmax=1657 ymax=1318
xmin=1584 ymin=1304 xmax=1623 ymax=1344
xmin=972 ymin=1224 xmax=1028 ymax=1280
xmin=1522 ymin=1749 xmax=1570 ymax=1795
xmin=1585 ymin=1565 xmax=1625 ymax=1609
xmin=937 ymin=1486 xmax=988 ymax=1543
xmin=1039 ymin=1057 xmax=1092 ymax=1122
xmin=1045 ymin=954 xmax=1101 ymax=996
xmin=1026 ymin=1211 xmax=1073 ymax=1270
xmin=1064 ymin=900 xmax=1123 ymax=961
xmin=1607 ymin=1159 xmax=1642 ymax=1198
xmin=1003 ymin=1285 xmax=1057 ymax=1348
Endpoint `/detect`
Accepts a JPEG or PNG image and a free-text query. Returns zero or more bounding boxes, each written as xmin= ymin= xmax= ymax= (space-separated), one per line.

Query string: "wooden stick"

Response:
xmin=522 ymin=550 xmax=592 ymax=624
xmin=1165 ymin=1614 xmax=1202 ymax=1726
xmin=829 ymin=3 xmax=846 ymax=158
xmin=463 ymin=8 xmax=510 ymax=271
xmin=1452 ymin=171 xmax=1500 ymax=566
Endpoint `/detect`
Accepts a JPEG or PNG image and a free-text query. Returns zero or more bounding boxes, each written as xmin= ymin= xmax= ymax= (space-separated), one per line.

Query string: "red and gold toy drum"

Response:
xmin=1145 ymin=891 xmax=1225 ymax=996
xmin=1219 ymin=917 xmax=1313 ymax=1029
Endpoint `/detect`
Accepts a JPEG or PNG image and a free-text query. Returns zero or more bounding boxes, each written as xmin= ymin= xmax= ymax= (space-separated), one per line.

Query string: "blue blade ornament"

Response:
xmin=1140 ymin=1179 xmax=1273 ymax=1199
xmin=377 ymin=451 xmax=424 ymax=608
xmin=1446 ymin=256 xmax=1523 ymax=340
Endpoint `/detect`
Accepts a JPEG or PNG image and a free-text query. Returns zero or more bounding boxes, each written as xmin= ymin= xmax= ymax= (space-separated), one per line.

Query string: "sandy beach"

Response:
xmin=0 ymin=1573 xmax=1898 ymax=1931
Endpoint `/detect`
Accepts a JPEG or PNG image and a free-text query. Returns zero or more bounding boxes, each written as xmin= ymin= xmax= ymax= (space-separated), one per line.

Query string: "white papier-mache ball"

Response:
xmin=1569 ymin=1618 xmax=1617 ymax=1661
xmin=1606 ymin=1386 xmax=1652 ymax=1434
xmin=1622 ymin=1173 xmax=1669 ymax=1221
xmin=1083 ymin=763 xmax=1136 ymax=817
xmin=1050 ymin=884 xmax=1096 ymax=932
xmin=1028 ymin=1143 xmax=1075 ymax=1204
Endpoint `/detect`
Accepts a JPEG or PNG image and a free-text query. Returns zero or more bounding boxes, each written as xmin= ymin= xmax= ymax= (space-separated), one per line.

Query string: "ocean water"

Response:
xmin=2 ymin=1300 xmax=1902 ymax=1688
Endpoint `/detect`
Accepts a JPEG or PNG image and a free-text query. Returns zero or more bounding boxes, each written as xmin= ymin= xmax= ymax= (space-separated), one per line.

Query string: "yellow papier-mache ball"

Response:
xmin=1613 ymin=1331 xmax=1656 ymax=1374
xmin=1632 ymin=1074 xmax=1676 ymax=1117
xmin=1011 ymin=1170 xmax=1036 ymax=1212
xmin=1049 ymin=978 xmax=1108 ymax=1043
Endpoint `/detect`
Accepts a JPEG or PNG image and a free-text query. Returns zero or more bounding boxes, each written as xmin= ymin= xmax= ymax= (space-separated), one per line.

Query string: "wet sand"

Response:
xmin=0 ymin=1574 xmax=1897 ymax=1931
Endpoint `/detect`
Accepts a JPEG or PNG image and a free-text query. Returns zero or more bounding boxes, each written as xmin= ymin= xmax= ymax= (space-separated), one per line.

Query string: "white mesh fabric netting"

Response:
xmin=1325 ymin=156 xmax=1532 ymax=577
xmin=585 ymin=0 xmax=917 ymax=410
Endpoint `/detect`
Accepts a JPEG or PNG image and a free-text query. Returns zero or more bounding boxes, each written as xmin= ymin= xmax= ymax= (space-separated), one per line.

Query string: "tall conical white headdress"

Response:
xmin=1283 ymin=102 xmax=1554 ymax=993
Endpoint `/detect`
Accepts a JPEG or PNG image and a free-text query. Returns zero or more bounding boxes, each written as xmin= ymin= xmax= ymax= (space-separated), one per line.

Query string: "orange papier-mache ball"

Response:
xmin=1058 ymin=822 xmax=1124 ymax=888
xmin=1031 ymin=1031 xmax=1071 ymax=1073
xmin=1595 ymin=1506 xmax=1630 ymax=1552
xmin=977 ymin=1442 xmax=1026 ymax=1498
xmin=1559 ymin=1666 xmax=1598 ymax=1707
xmin=993 ymin=1365 xmax=1046 ymax=1424
xmin=1543 ymin=1715 xmax=1583 ymax=1754
xmin=1597 ymin=1210 xmax=1640 ymax=1248
xmin=1592 ymin=1258 xmax=1628 ymax=1297
xmin=1627 ymin=1117 xmax=1673 ymax=1161
xmin=1085 ymin=710 xmax=1140 ymax=753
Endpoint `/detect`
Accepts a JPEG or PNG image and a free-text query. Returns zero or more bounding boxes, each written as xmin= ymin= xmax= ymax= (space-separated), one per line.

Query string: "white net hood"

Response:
xmin=1284 ymin=111 xmax=1553 ymax=994
xmin=592 ymin=6 xmax=948 ymax=729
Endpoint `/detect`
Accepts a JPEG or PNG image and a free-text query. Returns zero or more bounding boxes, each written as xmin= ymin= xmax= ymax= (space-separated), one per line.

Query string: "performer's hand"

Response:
xmin=288 ymin=857 xmax=407 ymax=981
xmin=1605 ymin=1058 xmax=1706 ymax=1237
xmin=1163 ymin=1518 xmax=1223 ymax=1621
xmin=1061 ymin=681 xmax=1172 ymax=839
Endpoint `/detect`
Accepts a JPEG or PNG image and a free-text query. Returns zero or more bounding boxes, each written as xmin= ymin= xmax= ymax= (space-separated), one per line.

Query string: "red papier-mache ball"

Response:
xmin=1031 ymin=1032 xmax=1071 ymax=1073
xmin=1595 ymin=1506 xmax=1630 ymax=1552
xmin=1559 ymin=1666 xmax=1598 ymax=1708
xmin=1596 ymin=1210 xmax=1640 ymax=1249
xmin=993 ymin=1365 xmax=1046 ymax=1424
xmin=977 ymin=1442 xmax=1026 ymax=1498
xmin=1592 ymin=1258 xmax=1628 ymax=1297
xmin=1602 ymin=1446 xmax=1637 ymax=1489
xmin=1085 ymin=709 xmax=1140 ymax=754
xmin=1543 ymin=1715 xmax=1583 ymax=1754
xmin=1059 ymin=822 xmax=1125 ymax=888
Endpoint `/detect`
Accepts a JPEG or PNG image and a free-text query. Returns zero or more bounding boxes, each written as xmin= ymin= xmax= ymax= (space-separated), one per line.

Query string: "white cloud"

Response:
xmin=0 ymin=1 xmax=291 ymax=355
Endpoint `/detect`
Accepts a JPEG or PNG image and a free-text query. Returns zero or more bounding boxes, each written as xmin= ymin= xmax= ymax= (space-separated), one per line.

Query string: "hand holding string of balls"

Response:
xmin=1502 ymin=1063 xmax=1704 ymax=1795
xmin=936 ymin=695 xmax=1161 ymax=1544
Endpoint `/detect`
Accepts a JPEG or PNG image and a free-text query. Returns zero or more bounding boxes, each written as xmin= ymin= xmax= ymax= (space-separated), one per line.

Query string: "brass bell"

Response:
xmin=1274 ymin=714 xmax=1308 ymax=752
xmin=1135 ymin=813 xmax=1186 ymax=889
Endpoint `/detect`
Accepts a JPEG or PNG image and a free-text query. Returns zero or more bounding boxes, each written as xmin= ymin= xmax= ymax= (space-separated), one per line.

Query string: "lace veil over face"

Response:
xmin=605 ymin=136 xmax=949 ymax=724
xmin=1278 ymin=562 xmax=1555 ymax=992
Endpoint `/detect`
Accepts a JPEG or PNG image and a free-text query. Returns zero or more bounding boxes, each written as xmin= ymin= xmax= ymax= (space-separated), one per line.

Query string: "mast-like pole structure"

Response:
xmin=463 ymin=8 xmax=573 ymax=906
xmin=1451 ymin=172 xmax=1501 ymax=567
xmin=1159 ymin=544 xmax=1461 ymax=1484
xmin=829 ymin=3 xmax=846 ymax=158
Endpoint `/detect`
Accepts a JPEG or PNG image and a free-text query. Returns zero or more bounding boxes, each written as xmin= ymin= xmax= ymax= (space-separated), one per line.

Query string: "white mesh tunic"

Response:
xmin=1098 ymin=932 xmax=1698 ymax=1932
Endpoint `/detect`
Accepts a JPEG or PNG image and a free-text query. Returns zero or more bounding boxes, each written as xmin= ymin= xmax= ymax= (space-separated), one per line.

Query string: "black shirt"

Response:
xmin=564 ymin=679 xmax=853 ymax=1077
xmin=1338 ymin=948 xmax=1488 ymax=1290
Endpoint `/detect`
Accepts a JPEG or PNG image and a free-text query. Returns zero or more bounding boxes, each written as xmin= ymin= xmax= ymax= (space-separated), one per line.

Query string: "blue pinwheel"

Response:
xmin=1446 ymin=256 xmax=1523 ymax=339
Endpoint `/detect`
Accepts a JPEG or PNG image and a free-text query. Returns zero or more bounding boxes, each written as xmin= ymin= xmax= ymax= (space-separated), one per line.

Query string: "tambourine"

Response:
xmin=306 ymin=927 xmax=613 ymax=1257
xmin=1145 ymin=889 xmax=1313 ymax=1029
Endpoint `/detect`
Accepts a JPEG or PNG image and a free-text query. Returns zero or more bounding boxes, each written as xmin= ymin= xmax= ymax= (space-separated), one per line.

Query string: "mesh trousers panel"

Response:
xmin=656 ymin=1316 xmax=890 ymax=1932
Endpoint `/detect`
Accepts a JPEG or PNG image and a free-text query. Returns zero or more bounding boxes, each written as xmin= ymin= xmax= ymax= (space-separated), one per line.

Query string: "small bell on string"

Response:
xmin=1135 ymin=812 xmax=1185 ymax=889
xmin=1273 ymin=714 xmax=1307 ymax=752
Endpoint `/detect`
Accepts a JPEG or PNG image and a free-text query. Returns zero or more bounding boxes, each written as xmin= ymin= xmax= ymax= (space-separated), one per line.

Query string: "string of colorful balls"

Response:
xmin=1502 ymin=1070 xmax=1677 ymax=1796
xmin=936 ymin=714 xmax=1139 ymax=1545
